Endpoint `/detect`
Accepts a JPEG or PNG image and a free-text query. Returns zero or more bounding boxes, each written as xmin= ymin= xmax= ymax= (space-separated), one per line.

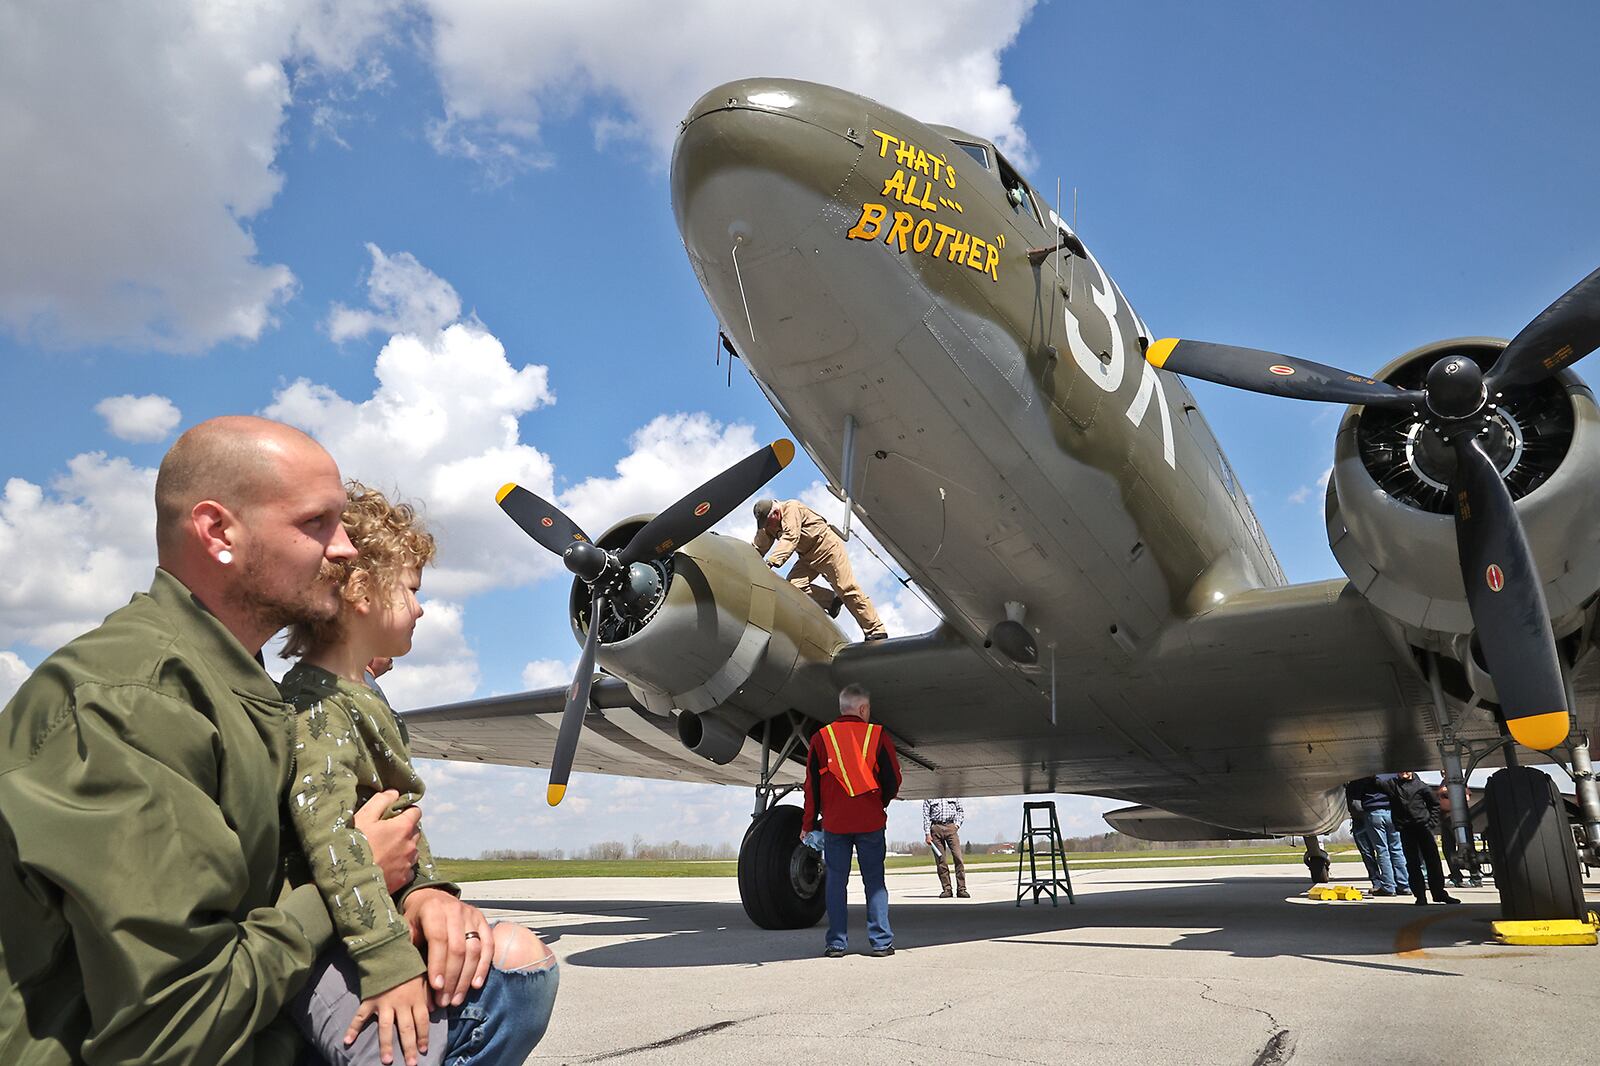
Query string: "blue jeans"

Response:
xmin=823 ymin=830 xmax=892 ymax=951
xmin=1366 ymin=808 xmax=1409 ymax=893
xmin=443 ymin=960 xmax=560 ymax=1065
xmin=1350 ymin=813 xmax=1379 ymax=883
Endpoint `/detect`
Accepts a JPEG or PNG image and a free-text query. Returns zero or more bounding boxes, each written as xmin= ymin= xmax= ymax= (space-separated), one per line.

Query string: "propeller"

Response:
xmin=496 ymin=438 xmax=796 ymax=804
xmin=1147 ymin=267 xmax=1600 ymax=751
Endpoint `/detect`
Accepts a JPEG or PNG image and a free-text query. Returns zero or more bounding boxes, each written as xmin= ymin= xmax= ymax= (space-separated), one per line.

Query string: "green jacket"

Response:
xmin=279 ymin=663 xmax=455 ymax=998
xmin=0 ymin=570 xmax=334 ymax=1065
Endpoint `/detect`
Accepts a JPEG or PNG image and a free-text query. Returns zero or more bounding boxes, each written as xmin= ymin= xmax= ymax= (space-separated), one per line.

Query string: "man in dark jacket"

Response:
xmin=1383 ymin=771 xmax=1461 ymax=906
xmin=802 ymin=683 xmax=903 ymax=957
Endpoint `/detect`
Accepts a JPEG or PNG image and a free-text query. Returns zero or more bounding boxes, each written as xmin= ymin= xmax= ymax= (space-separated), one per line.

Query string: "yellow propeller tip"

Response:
xmin=1147 ymin=338 xmax=1179 ymax=369
xmin=1508 ymin=711 xmax=1571 ymax=752
xmin=546 ymin=783 xmax=567 ymax=806
xmin=772 ymin=439 xmax=796 ymax=467
xmin=495 ymin=483 xmax=518 ymax=504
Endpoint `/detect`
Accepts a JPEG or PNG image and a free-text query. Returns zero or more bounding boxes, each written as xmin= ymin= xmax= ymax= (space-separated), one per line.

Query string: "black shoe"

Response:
xmin=824 ymin=946 xmax=846 ymax=958
xmin=827 ymin=594 xmax=844 ymax=618
xmin=868 ymin=946 xmax=895 ymax=957
xmin=865 ymin=631 xmax=888 ymax=642
xmin=1435 ymin=894 xmax=1461 ymax=905
xmin=1373 ymin=888 xmax=1395 ymax=897
xmin=1413 ymin=896 xmax=1431 ymax=906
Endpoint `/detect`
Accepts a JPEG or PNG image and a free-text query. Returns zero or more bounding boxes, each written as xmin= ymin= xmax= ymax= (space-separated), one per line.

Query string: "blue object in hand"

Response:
xmin=802 ymin=829 xmax=825 ymax=852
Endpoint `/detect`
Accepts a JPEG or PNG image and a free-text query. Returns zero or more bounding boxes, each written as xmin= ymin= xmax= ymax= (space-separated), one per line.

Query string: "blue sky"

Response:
xmin=3 ymin=1 xmax=1597 ymax=855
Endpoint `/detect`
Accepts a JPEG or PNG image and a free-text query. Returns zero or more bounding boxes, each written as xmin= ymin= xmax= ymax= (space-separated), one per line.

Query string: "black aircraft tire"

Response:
xmin=1484 ymin=766 xmax=1586 ymax=921
xmin=738 ymin=805 xmax=826 ymax=930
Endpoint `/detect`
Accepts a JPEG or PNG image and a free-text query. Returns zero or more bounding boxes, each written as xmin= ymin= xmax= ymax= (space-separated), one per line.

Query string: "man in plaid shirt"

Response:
xmin=923 ymin=798 xmax=968 ymax=897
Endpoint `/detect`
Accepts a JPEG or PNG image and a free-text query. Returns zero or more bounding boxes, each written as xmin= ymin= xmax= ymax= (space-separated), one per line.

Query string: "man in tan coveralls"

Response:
xmin=753 ymin=498 xmax=887 ymax=640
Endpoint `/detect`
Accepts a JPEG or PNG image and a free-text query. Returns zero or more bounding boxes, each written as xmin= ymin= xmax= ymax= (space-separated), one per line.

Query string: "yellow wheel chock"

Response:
xmin=1306 ymin=884 xmax=1364 ymax=901
xmin=1491 ymin=910 xmax=1599 ymax=946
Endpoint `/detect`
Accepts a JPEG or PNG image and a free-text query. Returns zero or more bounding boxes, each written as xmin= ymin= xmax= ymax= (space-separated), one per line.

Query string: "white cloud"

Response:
xmin=328 ymin=244 xmax=465 ymax=343
xmin=1288 ymin=465 xmax=1333 ymax=505
xmin=0 ymin=0 xmax=401 ymax=352
xmin=0 ymin=652 xmax=31 ymax=707
xmin=378 ymin=599 xmax=480 ymax=711
xmin=0 ymin=453 xmax=157 ymax=649
xmin=521 ymin=657 xmax=574 ymax=690
xmin=419 ymin=0 xmax=1036 ymax=170
xmin=95 ymin=394 xmax=182 ymax=443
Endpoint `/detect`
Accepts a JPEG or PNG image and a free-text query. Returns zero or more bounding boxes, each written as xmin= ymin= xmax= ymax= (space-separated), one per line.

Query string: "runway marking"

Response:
xmin=1394 ymin=912 xmax=1453 ymax=958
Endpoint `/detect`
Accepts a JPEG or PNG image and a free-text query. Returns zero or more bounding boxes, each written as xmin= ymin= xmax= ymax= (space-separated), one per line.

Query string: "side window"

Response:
xmin=995 ymin=153 xmax=1041 ymax=226
xmin=953 ymin=141 xmax=989 ymax=169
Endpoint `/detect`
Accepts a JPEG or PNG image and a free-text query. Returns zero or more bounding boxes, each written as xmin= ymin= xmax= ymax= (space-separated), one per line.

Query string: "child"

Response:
xmin=280 ymin=482 xmax=557 ymax=1066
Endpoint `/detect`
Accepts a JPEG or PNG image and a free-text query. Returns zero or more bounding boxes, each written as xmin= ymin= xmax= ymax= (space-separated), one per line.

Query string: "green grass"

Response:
xmin=436 ymin=843 xmax=1361 ymax=882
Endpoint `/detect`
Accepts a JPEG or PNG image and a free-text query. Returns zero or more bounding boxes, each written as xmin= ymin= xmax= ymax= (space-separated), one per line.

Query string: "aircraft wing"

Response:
xmin=401 ymin=676 xmax=801 ymax=788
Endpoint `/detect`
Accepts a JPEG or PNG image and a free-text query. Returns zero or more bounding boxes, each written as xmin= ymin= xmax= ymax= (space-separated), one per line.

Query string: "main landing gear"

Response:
xmin=737 ymin=713 xmax=826 ymax=929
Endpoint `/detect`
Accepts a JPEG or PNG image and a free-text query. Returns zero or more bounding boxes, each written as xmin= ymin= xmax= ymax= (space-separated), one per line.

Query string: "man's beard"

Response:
xmin=239 ymin=557 xmax=344 ymax=633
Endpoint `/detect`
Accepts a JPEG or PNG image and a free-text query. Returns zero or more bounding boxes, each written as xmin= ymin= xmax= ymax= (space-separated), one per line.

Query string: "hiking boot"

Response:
xmin=939 ymin=888 xmax=952 ymax=898
xmin=826 ymin=594 xmax=844 ymax=618
xmin=824 ymin=946 xmax=846 ymax=958
xmin=957 ymin=889 xmax=970 ymax=898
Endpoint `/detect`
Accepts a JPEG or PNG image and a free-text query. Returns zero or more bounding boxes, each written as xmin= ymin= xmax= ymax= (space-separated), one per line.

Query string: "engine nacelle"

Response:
xmin=1326 ymin=337 xmax=1600 ymax=643
xmin=572 ymin=517 xmax=847 ymax=750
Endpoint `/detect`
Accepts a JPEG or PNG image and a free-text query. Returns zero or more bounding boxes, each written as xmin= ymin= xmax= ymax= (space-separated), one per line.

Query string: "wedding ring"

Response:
xmin=463 ymin=931 xmax=482 ymax=941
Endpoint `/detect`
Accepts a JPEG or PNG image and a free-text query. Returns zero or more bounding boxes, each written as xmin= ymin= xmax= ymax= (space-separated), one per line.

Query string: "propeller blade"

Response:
xmin=618 ymin=439 xmax=796 ymax=565
xmin=1147 ymin=339 xmax=1422 ymax=410
xmin=1485 ymin=265 xmax=1600 ymax=391
xmin=548 ymin=590 xmax=605 ymax=806
xmin=497 ymin=484 xmax=591 ymax=556
xmin=1449 ymin=433 xmax=1570 ymax=750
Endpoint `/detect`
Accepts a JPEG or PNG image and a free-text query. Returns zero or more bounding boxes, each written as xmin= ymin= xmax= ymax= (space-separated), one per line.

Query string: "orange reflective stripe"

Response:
xmin=823 ymin=724 xmax=855 ymax=795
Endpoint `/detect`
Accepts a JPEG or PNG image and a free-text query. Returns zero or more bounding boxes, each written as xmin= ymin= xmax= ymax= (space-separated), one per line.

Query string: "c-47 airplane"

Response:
xmin=405 ymin=79 xmax=1600 ymax=928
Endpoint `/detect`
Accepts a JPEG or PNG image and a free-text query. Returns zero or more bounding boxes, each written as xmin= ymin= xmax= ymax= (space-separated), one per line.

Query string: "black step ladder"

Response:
xmin=1016 ymin=801 xmax=1075 ymax=906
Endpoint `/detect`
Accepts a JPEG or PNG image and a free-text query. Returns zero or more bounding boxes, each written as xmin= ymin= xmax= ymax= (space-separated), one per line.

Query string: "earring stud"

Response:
xmin=217 ymin=549 xmax=233 ymax=565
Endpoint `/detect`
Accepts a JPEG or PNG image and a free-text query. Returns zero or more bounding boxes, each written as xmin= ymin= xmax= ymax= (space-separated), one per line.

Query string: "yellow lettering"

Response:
xmin=894 ymin=139 xmax=917 ymax=168
xmin=881 ymin=170 xmax=907 ymax=201
xmin=966 ymin=238 xmax=988 ymax=271
xmin=846 ymin=203 xmax=889 ymax=241
xmin=929 ymin=155 xmax=945 ymax=183
xmin=947 ymin=230 xmax=971 ymax=263
xmin=912 ymin=218 xmax=934 ymax=253
xmin=932 ymin=223 xmax=956 ymax=257
xmin=885 ymin=210 xmax=915 ymax=252
xmin=918 ymin=179 xmax=938 ymax=211
xmin=945 ymin=164 xmax=957 ymax=190
xmin=984 ymin=242 xmax=1000 ymax=281
xmin=871 ymin=129 xmax=896 ymax=158
xmin=913 ymin=147 xmax=930 ymax=175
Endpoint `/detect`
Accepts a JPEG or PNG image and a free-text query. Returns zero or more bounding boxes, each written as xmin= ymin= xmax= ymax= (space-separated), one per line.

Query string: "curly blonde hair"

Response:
xmin=281 ymin=481 xmax=436 ymax=659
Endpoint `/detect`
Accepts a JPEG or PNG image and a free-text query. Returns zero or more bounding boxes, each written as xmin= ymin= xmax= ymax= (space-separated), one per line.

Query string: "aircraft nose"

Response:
xmin=671 ymin=78 xmax=870 ymax=280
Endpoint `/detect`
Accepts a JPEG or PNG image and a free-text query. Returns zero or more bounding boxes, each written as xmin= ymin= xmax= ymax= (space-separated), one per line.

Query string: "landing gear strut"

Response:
xmin=1302 ymin=834 xmax=1330 ymax=884
xmin=737 ymin=714 xmax=825 ymax=929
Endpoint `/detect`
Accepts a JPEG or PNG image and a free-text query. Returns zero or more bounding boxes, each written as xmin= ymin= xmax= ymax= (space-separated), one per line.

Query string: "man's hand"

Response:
xmin=925 ymin=834 xmax=934 ymax=846
xmin=402 ymin=888 xmax=494 ymax=1008
xmin=355 ymin=790 xmax=420 ymax=894
xmin=345 ymin=975 xmax=430 ymax=1066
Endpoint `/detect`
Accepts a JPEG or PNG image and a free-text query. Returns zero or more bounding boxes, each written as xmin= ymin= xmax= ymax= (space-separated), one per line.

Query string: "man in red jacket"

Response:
xmin=801 ymin=683 xmax=903 ymax=957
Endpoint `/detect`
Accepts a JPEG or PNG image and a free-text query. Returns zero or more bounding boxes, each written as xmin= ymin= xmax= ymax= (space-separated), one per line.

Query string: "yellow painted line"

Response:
xmin=1394 ymin=912 xmax=1453 ymax=958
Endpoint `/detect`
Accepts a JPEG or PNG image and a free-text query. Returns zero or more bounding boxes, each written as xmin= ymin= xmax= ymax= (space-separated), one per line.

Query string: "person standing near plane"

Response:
xmin=922 ymin=798 xmax=969 ymax=898
xmin=753 ymin=498 xmax=887 ymax=641
xmin=1384 ymin=771 xmax=1461 ymax=906
xmin=1355 ymin=775 xmax=1409 ymax=896
xmin=802 ymin=684 xmax=902 ymax=957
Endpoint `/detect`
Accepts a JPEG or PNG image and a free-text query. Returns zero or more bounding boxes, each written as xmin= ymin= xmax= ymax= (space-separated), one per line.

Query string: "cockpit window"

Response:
xmin=953 ymin=141 xmax=989 ymax=169
xmin=995 ymin=153 xmax=1041 ymax=226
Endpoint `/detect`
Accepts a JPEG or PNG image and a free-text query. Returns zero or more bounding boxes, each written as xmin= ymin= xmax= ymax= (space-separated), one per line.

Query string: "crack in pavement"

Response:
xmin=1197 ymin=981 xmax=1296 ymax=1066
xmin=580 ymin=1017 xmax=749 ymax=1062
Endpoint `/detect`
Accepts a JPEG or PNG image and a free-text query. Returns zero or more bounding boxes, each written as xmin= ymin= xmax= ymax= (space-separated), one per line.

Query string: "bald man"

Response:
xmin=0 ymin=418 xmax=517 ymax=1065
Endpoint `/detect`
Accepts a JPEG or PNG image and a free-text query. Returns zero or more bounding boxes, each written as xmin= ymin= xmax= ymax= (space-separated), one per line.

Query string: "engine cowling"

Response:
xmin=571 ymin=517 xmax=846 ymax=752
xmin=1326 ymin=337 xmax=1600 ymax=647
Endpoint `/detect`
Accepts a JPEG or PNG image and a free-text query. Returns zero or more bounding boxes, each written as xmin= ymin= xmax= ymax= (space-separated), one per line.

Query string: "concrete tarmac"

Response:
xmin=466 ymin=858 xmax=1599 ymax=1065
